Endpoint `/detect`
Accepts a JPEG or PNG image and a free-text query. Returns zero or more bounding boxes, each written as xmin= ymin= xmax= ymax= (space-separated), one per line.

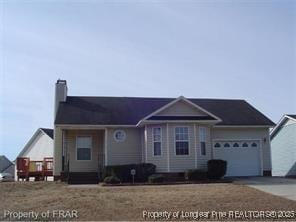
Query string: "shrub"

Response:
xmin=207 ymin=159 xmax=227 ymax=180
xmin=102 ymin=163 xmax=156 ymax=183
xmin=148 ymin=174 xmax=165 ymax=183
xmin=103 ymin=175 xmax=120 ymax=184
xmin=185 ymin=169 xmax=207 ymax=181
xmin=135 ymin=163 xmax=156 ymax=182
xmin=102 ymin=165 xmax=131 ymax=182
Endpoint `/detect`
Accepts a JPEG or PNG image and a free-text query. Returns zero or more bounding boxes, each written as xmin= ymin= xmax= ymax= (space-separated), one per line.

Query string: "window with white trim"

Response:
xmin=242 ymin=142 xmax=249 ymax=147
xmin=113 ymin=130 xmax=126 ymax=142
xmin=175 ymin=127 xmax=189 ymax=155
xmin=199 ymin=127 xmax=206 ymax=155
xmin=251 ymin=142 xmax=258 ymax=147
xmin=233 ymin=142 xmax=239 ymax=148
xmin=224 ymin=143 xmax=230 ymax=148
xmin=76 ymin=136 xmax=92 ymax=160
xmin=152 ymin=127 xmax=162 ymax=156
xmin=214 ymin=143 xmax=221 ymax=148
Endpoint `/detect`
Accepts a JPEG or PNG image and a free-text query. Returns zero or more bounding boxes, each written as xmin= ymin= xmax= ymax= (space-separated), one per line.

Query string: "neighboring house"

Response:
xmin=53 ymin=80 xmax=275 ymax=182
xmin=270 ymin=114 xmax=296 ymax=177
xmin=0 ymin=155 xmax=15 ymax=177
xmin=15 ymin=128 xmax=54 ymax=180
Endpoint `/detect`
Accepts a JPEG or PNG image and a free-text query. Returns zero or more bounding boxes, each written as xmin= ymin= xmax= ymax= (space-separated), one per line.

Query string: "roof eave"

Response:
xmin=55 ymin=124 xmax=137 ymax=129
xmin=214 ymin=125 xmax=275 ymax=128
xmin=136 ymin=119 xmax=221 ymax=127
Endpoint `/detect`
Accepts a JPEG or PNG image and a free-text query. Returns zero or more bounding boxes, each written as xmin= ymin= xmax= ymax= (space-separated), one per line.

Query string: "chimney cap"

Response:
xmin=56 ymin=79 xmax=67 ymax=84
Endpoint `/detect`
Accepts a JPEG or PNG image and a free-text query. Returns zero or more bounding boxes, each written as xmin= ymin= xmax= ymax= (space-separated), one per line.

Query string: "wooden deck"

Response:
xmin=16 ymin=157 xmax=53 ymax=181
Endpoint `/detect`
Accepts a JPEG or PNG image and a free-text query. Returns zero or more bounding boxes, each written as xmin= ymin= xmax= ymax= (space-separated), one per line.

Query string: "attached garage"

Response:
xmin=213 ymin=140 xmax=262 ymax=177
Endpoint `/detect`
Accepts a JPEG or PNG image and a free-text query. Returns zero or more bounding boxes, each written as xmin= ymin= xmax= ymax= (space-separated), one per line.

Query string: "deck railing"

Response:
xmin=29 ymin=161 xmax=43 ymax=172
xmin=16 ymin=157 xmax=53 ymax=181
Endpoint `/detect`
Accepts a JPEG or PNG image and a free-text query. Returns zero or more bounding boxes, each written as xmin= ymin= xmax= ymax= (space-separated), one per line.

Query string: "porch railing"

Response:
xmin=98 ymin=153 xmax=105 ymax=173
xmin=62 ymin=153 xmax=105 ymax=173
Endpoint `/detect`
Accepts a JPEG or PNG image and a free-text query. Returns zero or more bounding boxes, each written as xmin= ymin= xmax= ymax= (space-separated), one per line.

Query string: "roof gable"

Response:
xmin=17 ymin=128 xmax=53 ymax=158
xmin=137 ymin=96 xmax=221 ymax=125
xmin=271 ymin=114 xmax=296 ymax=139
xmin=156 ymin=100 xmax=207 ymax=116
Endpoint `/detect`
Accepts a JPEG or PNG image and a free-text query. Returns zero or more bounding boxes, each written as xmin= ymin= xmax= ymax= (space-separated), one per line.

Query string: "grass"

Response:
xmin=0 ymin=182 xmax=296 ymax=221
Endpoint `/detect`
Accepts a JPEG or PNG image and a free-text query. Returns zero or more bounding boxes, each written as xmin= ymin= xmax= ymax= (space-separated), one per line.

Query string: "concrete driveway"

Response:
xmin=235 ymin=177 xmax=296 ymax=201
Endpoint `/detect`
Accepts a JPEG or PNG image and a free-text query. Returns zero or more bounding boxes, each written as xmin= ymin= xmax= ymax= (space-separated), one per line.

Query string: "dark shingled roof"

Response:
xmin=287 ymin=114 xmax=296 ymax=119
xmin=55 ymin=96 xmax=275 ymax=126
xmin=0 ymin=155 xmax=14 ymax=173
xmin=40 ymin=128 xmax=54 ymax=139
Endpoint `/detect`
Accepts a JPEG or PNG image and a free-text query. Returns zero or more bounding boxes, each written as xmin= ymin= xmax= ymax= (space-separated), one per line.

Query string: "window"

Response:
xmin=76 ymin=136 xmax=92 ymax=160
xmin=175 ymin=127 xmax=189 ymax=155
xmin=153 ymin=127 xmax=162 ymax=156
xmin=199 ymin=127 xmax=206 ymax=155
xmin=233 ymin=143 xmax=239 ymax=147
xmin=251 ymin=142 xmax=258 ymax=147
xmin=242 ymin=142 xmax=249 ymax=147
xmin=113 ymin=130 xmax=126 ymax=142
xmin=35 ymin=162 xmax=43 ymax=171
xmin=214 ymin=143 xmax=221 ymax=148
xmin=224 ymin=143 xmax=230 ymax=147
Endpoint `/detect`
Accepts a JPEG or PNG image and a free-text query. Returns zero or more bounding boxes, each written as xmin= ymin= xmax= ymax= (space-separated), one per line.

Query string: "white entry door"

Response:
xmin=213 ymin=140 xmax=261 ymax=177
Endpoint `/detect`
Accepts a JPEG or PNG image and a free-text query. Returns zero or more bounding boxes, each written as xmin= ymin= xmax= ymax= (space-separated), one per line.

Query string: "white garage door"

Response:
xmin=213 ymin=140 xmax=261 ymax=177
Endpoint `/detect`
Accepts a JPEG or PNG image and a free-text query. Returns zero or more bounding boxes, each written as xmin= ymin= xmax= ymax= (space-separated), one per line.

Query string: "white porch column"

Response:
xmin=104 ymin=128 xmax=108 ymax=166
xmin=144 ymin=125 xmax=148 ymax=163
xmin=53 ymin=126 xmax=63 ymax=178
xmin=194 ymin=124 xmax=197 ymax=168
xmin=166 ymin=123 xmax=170 ymax=172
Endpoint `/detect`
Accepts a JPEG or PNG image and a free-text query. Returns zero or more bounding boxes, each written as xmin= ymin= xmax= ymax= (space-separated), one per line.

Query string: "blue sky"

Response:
xmin=0 ymin=0 xmax=295 ymax=161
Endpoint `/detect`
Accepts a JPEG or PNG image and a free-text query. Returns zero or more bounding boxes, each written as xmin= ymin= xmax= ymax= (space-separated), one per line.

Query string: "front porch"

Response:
xmin=60 ymin=129 xmax=106 ymax=184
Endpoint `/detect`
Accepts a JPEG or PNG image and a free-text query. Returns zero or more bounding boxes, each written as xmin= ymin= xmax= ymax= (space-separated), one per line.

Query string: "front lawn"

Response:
xmin=0 ymin=182 xmax=295 ymax=221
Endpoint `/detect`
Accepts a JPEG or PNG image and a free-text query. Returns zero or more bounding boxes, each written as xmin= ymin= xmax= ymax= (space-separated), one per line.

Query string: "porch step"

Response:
xmin=68 ymin=172 xmax=100 ymax=184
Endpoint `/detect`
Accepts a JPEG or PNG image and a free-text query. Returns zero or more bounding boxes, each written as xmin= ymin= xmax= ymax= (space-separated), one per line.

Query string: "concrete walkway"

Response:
xmin=235 ymin=177 xmax=296 ymax=201
xmin=67 ymin=184 xmax=101 ymax=188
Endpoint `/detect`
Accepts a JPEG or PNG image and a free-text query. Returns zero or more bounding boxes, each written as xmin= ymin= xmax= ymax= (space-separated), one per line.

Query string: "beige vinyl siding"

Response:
xmin=146 ymin=123 xmax=212 ymax=173
xmin=156 ymin=100 xmax=207 ymax=116
xmin=211 ymin=128 xmax=271 ymax=171
xmin=65 ymin=130 xmax=104 ymax=172
xmin=146 ymin=124 xmax=168 ymax=172
xmin=53 ymin=126 xmax=63 ymax=176
xmin=196 ymin=125 xmax=212 ymax=170
xmin=284 ymin=119 xmax=296 ymax=126
xmin=107 ymin=128 xmax=142 ymax=165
